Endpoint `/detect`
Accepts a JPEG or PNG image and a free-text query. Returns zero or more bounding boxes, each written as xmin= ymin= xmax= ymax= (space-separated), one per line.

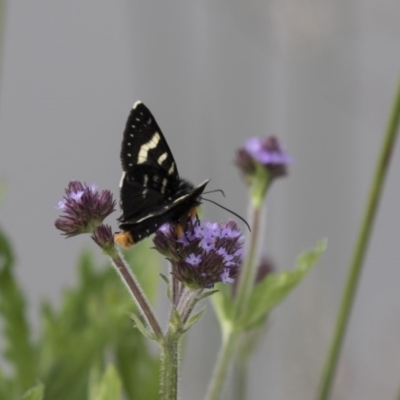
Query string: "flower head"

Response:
xmin=236 ymin=136 xmax=291 ymax=180
xmin=55 ymin=181 xmax=116 ymax=237
xmin=153 ymin=219 xmax=244 ymax=289
xmin=236 ymin=136 xmax=291 ymax=207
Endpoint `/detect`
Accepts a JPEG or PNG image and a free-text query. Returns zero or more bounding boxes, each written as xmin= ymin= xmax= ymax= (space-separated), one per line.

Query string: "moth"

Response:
xmin=114 ymin=101 xmax=209 ymax=248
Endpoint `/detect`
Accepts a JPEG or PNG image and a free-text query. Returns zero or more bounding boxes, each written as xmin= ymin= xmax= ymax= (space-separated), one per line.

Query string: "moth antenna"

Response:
xmin=201 ymin=198 xmax=251 ymax=232
xmin=202 ymin=189 xmax=226 ymax=197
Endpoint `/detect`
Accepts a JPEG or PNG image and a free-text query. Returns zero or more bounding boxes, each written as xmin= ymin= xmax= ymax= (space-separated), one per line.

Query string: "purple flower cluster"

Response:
xmin=236 ymin=136 xmax=291 ymax=179
xmin=153 ymin=219 xmax=244 ymax=289
xmin=55 ymin=181 xmax=115 ymax=237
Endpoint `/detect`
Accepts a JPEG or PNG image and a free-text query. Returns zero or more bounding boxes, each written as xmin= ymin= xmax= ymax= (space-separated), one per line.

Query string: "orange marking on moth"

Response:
xmin=114 ymin=231 xmax=135 ymax=248
xmin=189 ymin=207 xmax=197 ymax=219
xmin=175 ymin=224 xmax=184 ymax=239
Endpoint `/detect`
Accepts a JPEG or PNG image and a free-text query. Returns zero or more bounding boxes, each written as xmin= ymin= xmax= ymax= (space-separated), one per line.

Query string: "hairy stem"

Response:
xmin=160 ymin=333 xmax=179 ymax=400
xmin=110 ymin=251 xmax=163 ymax=339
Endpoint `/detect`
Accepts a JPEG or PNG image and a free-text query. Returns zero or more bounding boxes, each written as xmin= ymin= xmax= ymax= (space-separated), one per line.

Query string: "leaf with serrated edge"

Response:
xmin=21 ymin=383 xmax=44 ymax=400
xmin=240 ymin=240 xmax=327 ymax=330
xmin=129 ymin=313 xmax=156 ymax=341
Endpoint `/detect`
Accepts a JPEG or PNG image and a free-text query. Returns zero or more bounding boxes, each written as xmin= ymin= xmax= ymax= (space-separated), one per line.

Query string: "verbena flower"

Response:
xmin=236 ymin=136 xmax=291 ymax=180
xmin=55 ymin=181 xmax=115 ymax=237
xmin=153 ymin=219 xmax=244 ymax=289
xmin=236 ymin=136 xmax=291 ymax=207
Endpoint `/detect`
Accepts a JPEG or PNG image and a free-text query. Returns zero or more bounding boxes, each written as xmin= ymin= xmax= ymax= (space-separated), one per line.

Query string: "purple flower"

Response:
xmin=55 ymin=181 xmax=116 ymax=237
xmin=236 ymin=136 xmax=291 ymax=180
xmin=153 ymin=219 xmax=244 ymax=289
xmin=186 ymin=254 xmax=202 ymax=266
xmin=91 ymin=224 xmax=114 ymax=250
xmin=221 ymin=268 xmax=235 ymax=284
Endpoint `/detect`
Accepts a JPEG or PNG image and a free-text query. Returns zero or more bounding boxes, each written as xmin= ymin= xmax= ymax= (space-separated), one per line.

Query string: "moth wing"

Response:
xmin=121 ymin=101 xmax=179 ymax=180
xmin=119 ymin=101 xmax=181 ymax=222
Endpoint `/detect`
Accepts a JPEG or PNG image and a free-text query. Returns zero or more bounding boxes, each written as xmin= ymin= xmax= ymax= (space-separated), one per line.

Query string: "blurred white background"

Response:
xmin=0 ymin=1 xmax=399 ymax=399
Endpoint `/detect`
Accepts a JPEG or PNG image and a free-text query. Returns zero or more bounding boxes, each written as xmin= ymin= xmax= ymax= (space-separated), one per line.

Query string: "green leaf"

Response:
xmin=0 ymin=227 xmax=36 ymax=391
xmin=20 ymin=383 xmax=44 ymax=400
xmin=90 ymin=365 xmax=122 ymax=400
xmin=240 ymin=239 xmax=327 ymax=330
xmin=183 ymin=307 xmax=206 ymax=332
xmin=129 ymin=312 xmax=156 ymax=341
xmin=38 ymin=244 xmax=159 ymax=400
xmin=88 ymin=364 xmax=102 ymax=400
xmin=159 ymin=273 xmax=169 ymax=285
xmin=197 ymin=289 xmax=219 ymax=302
xmin=211 ymin=284 xmax=235 ymax=334
xmin=115 ymin=325 xmax=160 ymax=400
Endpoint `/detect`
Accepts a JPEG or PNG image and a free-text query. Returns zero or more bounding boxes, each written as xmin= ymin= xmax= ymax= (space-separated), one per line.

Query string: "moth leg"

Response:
xmin=114 ymin=231 xmax=135 ymax=248
xmin=174 ymin=223 xmax=184 ymax=259
xmin=188 ymin=206 xmax=200 ymax=226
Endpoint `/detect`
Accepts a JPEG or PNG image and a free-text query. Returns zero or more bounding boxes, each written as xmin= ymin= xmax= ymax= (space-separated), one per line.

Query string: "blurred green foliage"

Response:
xmin=0 ymin=224 xmax=161 ymax=400
xmin=212 ymin=239 xmax=327 ymax=334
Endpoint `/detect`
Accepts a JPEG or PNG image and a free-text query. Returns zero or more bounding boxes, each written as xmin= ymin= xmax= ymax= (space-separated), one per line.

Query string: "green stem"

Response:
xmin=316 ymin=77 xmax=400 ymax=400
xmin=234 ymin=205 xmax=261 ymax=320
xmin=160 ymin=333 xmax=179 ymax=400
xmin=232 ymin=355 xmax=247 ymax=400
xmin=232 ymin=328 xmax=264 ymax=400
xmin=205 ymin=330 xmax=236 ymax=400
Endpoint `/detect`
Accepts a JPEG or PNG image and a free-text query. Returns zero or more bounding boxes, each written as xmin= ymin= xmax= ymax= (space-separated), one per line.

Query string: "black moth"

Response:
xmin=115 ymin=101 xmax=209 ymax=248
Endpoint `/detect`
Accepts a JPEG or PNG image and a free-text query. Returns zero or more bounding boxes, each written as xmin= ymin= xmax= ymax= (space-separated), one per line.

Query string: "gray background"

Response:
xmin=1 ymin=1 xmax=400 ymax=399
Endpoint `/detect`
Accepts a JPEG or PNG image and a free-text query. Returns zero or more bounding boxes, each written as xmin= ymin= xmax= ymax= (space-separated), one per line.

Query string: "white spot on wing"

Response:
xmin=133 ymin=100 xmax=142 ymax=109
xmin=161 ymin=178 xmax=168 ymax=194
xmin=168 ymin=162 xmax=175 ymax=175
xmin=157 ymin=152 xmax=168 ymax=165
xmin=137 ymin=132 xmax=161 ymax=164
xmin=143 ymin=175 xmax=148 ymax=187
xmin=119 ymin=172 xmax=126 ymax=188
xmin=127 ymin=153 xmax=132 ymax=157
